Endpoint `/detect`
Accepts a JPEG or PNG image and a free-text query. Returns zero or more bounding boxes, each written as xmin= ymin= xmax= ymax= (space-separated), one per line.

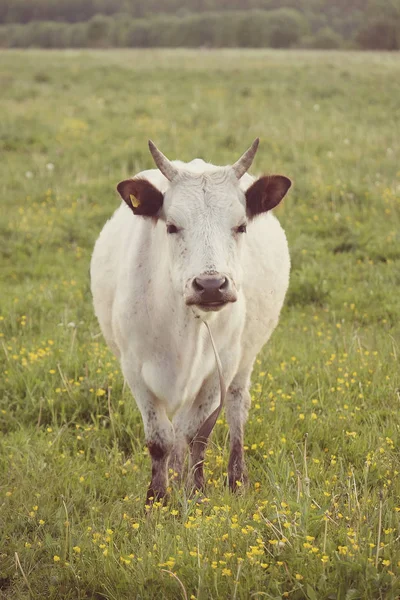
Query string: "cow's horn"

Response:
xmin=232 ymin=138 xmax=260 ymax=179
xmin=148 ymin=140 xmax=179 ymax=182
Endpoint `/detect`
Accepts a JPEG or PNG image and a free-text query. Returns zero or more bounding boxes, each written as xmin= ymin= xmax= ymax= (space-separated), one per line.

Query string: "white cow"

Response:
xmin=90 ymin=139 xmax=291 ymax=502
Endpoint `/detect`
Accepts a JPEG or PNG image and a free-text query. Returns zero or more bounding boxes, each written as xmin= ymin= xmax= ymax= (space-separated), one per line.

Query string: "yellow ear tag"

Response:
xmin=130 ymin=194 xmax=140 ymax=208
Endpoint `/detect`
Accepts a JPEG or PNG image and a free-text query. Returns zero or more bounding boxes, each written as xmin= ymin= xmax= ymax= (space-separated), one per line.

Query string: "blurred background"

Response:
xmin=0 ymin=0 xmax=399 ymax=51
xmin=1 ymin=0 xmax=400 ymax=597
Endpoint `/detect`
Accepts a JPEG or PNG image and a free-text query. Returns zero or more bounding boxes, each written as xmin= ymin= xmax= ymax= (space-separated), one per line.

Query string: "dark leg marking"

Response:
xmin=189 ymin=400 xmax=218 ymax=494
xmin=146 ymin=441 xmax=170 ymax=503
xmin=226 ymin=385 xmax=251 ymax=492
xmin=168 ymin=444 xmax=185 ymax=484
xmin=228 ymin=439 xmax=248 ymax=492
xmin=189 ymin=436 xmax=207 ymax=494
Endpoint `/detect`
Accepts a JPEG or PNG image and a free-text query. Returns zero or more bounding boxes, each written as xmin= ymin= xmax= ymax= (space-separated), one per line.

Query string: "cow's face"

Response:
xmin=117 ymin=141 xmax=291 ymax=314
xmin=163 ymin=170 xmax=248 ymax=312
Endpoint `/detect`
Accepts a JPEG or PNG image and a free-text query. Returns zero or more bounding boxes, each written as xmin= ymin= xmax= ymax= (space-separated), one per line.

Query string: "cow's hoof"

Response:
xmin=188 ymin=487 xmax=207 ymax=504
xmin=188 ymin=471 xmax=205 ymax=496
xmin=228 ymin=453 xmax=248 ymax=492
xmin=228 ymin=471 xmax=248 ymax=493
xmin=169 ymin=469 xmax=183 ymax=487
xmin=187 ymin=474 xmax=205 ymax=498
xmin=145 ymin=487 xmax=167 ymax=508
xmin=168 ymin=450 xmax=184 ymax=480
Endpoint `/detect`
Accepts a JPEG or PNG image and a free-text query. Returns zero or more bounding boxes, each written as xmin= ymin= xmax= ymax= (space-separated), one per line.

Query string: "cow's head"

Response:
xmin=117 ymin=140 xmax=291 ymax=315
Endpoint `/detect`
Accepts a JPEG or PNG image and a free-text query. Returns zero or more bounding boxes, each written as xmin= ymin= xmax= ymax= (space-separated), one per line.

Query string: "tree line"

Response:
xmin=0 ymin=0 xmax=371 ymax=25
xmin=0 ymin=1 xmax=399 ymax=50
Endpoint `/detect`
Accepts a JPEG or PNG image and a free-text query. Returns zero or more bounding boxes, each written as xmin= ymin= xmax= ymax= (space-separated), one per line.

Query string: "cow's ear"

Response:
xmin=117 ymin=178 xmax=164 ymax=217
xmin=245 ymin=175 xmax=291 ymax=219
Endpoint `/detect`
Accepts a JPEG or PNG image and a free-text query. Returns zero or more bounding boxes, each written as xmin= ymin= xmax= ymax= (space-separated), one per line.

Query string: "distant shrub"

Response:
xmin=356 ymin=18 xmax=400 ymax=50
xmin=30 ymin=21 xmax=70 ymax=48
xmin=87 ymin=14 xmax=113 ymax=47
xmin=146 ymin=16 xmax=181 ymax=47
xmin=1 ymin=24 xmax=26 ymax=47
xmin=110 ymin=13 xmax=135 ymax=46
xmin=67 ymin=22 xmax=88 ymax=48
xmin=267 ymin=8 xmax=308 ymax=48
xmin=303 ymin=27 xmax=344 ymax=49
xmin=124 ymin=20 xmax=151 ymax=47
xmin=214 ymin=13 xmax=242 ymax=47
xmin=231 ymin=8 xmax=307 ymax=48
xmin=0 ymin=23 xmax=8 ymax=46
xmin=0 ymin=21 xmax=78 ymax=48
xmin=235 ymin=10 xmax=269 ymax=47
xmin=170 ymin=13 xmax=220 ymax=47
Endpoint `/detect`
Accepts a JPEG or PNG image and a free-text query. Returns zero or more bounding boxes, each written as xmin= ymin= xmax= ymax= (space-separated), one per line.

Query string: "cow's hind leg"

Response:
xmin=173 ymin=375 xmax=220 ymax=494
xmin=225 ymin=369 xmax=252 ymax=492
xmin=168 ymin=438 xmax=187 ymax=485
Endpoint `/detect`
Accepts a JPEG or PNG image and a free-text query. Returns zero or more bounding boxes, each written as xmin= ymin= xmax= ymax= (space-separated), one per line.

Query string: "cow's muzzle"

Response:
xmin=186 ymin=273 xmax=237 ymax=311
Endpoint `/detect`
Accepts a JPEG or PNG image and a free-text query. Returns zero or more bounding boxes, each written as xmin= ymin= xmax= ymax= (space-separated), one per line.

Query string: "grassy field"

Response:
xmin=1 ymin=49 xmax=400 ymax=599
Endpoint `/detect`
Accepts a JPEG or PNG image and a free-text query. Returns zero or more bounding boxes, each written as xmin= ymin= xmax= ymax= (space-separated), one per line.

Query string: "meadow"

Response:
xmin=0 ymin=49 xmax=399 ymax=599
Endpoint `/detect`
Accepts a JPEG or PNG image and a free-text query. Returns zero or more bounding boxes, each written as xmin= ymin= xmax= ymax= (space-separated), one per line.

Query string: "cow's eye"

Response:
xmin=236 ymin=223 xmax=247 ymax=234
xmin=167 ymin=224 xmax=179 ymax=234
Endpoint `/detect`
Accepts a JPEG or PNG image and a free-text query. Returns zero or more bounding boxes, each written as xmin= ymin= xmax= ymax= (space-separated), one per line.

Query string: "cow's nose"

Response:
xmin=192 ymin=275 xmax=229 ymax=302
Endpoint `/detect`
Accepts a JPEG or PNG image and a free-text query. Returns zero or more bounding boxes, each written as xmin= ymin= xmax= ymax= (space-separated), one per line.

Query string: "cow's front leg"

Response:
xmin=121 ymin=363 xmax=174 ymax=503
xmin=225 ymin=372 xmax=252 ymax=492
xmin=143 ymin=399 xmax=174 ymax=502
xmin=146 ymin=417 xmax=173 ymax=504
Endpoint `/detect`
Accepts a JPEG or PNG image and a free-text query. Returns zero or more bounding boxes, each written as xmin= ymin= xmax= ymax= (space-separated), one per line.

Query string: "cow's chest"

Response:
xmin=139 ymin=314 xmax=241 ymax=417
xmin=142 ymin=342 xmax=217 ymax=416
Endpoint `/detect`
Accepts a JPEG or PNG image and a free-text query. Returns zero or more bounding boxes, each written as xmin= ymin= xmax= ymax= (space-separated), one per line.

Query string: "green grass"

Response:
xmin=1 ymin=49 xmax=399 ymax=600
